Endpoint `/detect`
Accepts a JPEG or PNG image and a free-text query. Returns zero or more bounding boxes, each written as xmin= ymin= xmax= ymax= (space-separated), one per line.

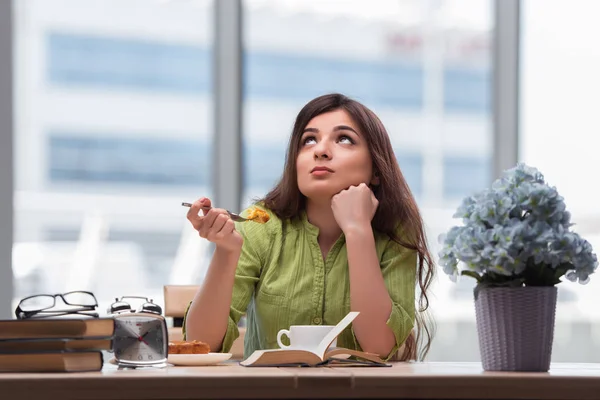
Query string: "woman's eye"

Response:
xmin=338 ymin=135 xmax=354 ymax=144
xmin=302 ymin=136 xmax=317 ymax=145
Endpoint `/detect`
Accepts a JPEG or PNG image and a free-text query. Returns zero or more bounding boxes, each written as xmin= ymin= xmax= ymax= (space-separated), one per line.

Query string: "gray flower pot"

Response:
xmin=474 ymin=286 xmax=557 ymax=372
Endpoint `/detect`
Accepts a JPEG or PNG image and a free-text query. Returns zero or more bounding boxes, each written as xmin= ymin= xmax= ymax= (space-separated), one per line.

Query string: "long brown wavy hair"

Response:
xmin=261 ymin=93 xmax=435 ymax=361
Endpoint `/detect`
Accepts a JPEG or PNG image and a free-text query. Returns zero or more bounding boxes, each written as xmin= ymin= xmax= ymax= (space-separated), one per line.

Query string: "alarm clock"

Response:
xmin=109 ymin=296 xmax=169 ymax=368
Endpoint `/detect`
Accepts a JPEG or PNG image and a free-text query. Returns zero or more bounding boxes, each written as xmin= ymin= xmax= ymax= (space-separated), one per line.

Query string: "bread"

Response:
xmin=168 ymin=340 xmax=210 ymax=354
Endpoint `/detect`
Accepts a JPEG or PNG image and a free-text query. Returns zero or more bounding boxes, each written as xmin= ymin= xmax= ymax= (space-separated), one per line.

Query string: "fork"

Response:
xmin=181 ymin=202 xmax=252 ymax=222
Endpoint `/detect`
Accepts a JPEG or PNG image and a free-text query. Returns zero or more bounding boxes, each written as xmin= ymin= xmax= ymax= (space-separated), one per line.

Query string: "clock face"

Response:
xmin=113 ymin=314 xmax=167 ymax=365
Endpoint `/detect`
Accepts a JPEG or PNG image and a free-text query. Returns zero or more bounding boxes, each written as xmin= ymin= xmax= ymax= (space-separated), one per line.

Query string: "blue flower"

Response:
xmin=439 ymin=163 xmax=598 ymax=287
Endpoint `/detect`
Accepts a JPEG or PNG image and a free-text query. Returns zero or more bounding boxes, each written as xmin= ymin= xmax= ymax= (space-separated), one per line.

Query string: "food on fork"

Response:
xmin=168 ymin=340 xmax=211 ymax=354
xmin=181 ymin=202 xmax=269 ymax=224
xmin=247 ymin=208 xmax=270 ymax=224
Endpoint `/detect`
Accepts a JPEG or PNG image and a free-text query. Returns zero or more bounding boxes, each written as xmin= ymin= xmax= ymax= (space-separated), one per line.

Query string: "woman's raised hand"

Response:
xmin=331 ymin=183 xmax=379 ymax=234
xmin=186 ymin=197 xmax=243 ymax=254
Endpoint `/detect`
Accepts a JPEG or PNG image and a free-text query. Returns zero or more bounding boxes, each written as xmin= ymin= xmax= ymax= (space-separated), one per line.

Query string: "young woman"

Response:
xmin=183 ymin=93 xmax=434 ymax=361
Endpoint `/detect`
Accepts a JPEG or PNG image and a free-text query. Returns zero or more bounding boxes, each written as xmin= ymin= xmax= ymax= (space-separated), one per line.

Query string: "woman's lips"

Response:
xmin=311 ymin=167 xmax=334 ymax=176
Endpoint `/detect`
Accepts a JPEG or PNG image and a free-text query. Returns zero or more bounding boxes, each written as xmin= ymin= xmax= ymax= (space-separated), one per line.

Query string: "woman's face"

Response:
xmin=296 ymin=109 xmax=376 ymax=202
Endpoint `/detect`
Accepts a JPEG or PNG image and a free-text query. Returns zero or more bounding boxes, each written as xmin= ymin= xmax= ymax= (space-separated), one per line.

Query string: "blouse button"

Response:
xmin=313 ymin=317 xmax=322 ymax=325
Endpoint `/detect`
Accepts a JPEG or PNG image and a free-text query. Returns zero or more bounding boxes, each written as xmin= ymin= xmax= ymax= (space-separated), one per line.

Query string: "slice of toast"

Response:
xmin=168 ymin=340 xmax=210 ymax=354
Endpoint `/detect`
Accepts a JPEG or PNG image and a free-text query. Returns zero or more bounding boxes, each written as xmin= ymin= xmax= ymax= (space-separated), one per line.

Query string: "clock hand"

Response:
xmin=138 ymin=331 xmax=150 ymax=346
xmin=135 ymin=325 xmax=156 ymax=345
xmin=121 ymin=324 xmax=141 ymax=339
xmin=120 ymin=324 xmax=150 ymax=345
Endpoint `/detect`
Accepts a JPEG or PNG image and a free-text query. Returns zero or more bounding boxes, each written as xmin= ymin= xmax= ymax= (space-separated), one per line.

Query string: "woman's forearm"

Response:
xmin=345 ymin=226 xmax=396 ymax=357
xmin=184 ymin=247 xmax=240 ymax=351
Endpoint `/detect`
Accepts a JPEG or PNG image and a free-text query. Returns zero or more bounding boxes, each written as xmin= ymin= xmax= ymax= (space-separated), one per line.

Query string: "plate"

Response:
xmin=168 ymin=353 xmax=233 ymax=366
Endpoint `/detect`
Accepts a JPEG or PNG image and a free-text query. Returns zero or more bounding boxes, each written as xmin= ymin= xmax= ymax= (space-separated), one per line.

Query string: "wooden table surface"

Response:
xmin=1 ymin=361 xmax=600 ymax=400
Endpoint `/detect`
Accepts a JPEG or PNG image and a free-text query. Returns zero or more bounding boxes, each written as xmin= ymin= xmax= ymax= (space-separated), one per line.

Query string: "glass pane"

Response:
xmin=63 ymin=291 xmax=97 ymax=306
xmin=19 ymin=295 xmax=56 ymax=312
xmin=243 ymin=0 xmax=493 ymax=361
xmin=13 ymin=0 xmax=214 ymax=313
xmin=521 ymin=0 xmax=600 ymax=362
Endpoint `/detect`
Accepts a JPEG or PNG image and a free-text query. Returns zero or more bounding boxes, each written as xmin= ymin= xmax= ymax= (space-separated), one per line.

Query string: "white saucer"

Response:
xmin=167 ymin=353 xmax=233 ymax=366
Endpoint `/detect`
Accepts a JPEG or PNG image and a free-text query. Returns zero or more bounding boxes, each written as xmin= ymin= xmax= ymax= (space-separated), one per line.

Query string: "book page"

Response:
xmin=240 ymin=348 xmax=322 ymax=367
xmin=323 ymin=347 xmax=386 ymax=365
xmin=315 ymin=311 xmax=359 ymax=358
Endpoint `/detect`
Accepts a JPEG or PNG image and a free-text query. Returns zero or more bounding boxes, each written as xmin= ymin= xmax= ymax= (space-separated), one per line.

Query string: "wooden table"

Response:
xmin=1 ymin=362 xmax=600 ymax=400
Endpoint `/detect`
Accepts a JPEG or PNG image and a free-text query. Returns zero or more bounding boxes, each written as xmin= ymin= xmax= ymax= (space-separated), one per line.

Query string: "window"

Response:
xmin=13 ymin=0 xmax=214 ymax=311
xmin=47 ymin=32 xmax=211 ymax=94
xmin=242 ymin=0 xmax=493 ymax=361
xmin=443 ymin=156 xmax=490 ymax=199
xmin=49 ymin=135 xmax=209 ymax=186
xmin=521 ymin=0 xmax=600 ymax=362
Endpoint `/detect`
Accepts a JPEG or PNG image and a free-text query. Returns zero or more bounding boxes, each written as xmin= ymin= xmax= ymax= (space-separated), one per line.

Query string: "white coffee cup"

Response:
xmin=276 ymin=325 xmax=336 ymax=351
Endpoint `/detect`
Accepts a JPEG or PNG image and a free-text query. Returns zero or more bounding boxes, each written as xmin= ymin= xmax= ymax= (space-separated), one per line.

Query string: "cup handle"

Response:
xmin=276 ymin=329 xmax=291 ymax=349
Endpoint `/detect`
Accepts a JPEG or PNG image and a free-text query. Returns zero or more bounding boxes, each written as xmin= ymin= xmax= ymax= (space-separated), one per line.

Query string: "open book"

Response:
xmin=240 ymin=312 xmax=389 ymax=367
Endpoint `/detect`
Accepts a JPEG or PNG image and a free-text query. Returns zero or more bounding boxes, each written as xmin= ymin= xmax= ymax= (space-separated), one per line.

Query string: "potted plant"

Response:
xmin=438 ymin=163 xmax=598 ymax=371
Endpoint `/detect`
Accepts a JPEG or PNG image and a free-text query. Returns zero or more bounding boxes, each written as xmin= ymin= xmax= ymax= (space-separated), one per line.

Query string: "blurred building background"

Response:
xmin=2 ymin=0 xmax=600 ymax=362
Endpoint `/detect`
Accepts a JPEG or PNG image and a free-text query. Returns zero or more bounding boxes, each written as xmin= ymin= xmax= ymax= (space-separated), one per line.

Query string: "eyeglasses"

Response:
xmin=15 ymin=291 xmax=99 ymax=320
xmin=108 ymin=296 xmax=162 ymax=315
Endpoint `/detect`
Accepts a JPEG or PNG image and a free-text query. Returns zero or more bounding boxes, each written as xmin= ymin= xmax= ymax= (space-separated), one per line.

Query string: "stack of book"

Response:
xmin=0 ymin=318 xmax=115 ymax=372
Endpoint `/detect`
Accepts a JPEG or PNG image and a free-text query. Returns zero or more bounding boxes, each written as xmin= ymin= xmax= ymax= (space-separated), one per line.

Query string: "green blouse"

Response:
xmin=183 ymin=205 xmax=417 ymax=361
